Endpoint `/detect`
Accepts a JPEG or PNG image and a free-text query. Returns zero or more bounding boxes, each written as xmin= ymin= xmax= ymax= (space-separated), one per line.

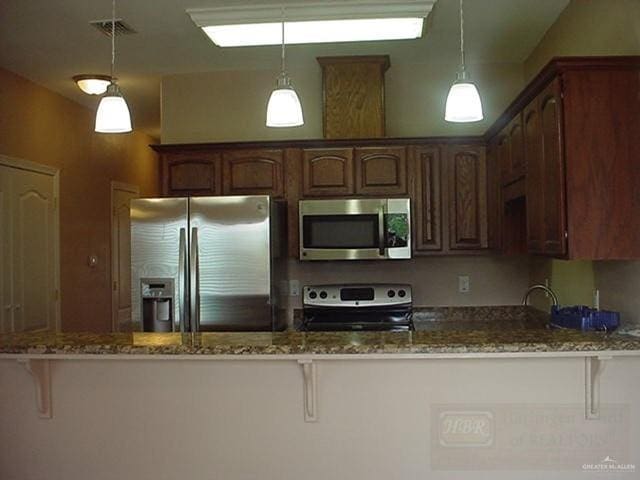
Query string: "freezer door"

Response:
xmin=189 ymin=196 xmax=272 ymax=331
xmin=130 ymin=198 xmax=188 ymax=331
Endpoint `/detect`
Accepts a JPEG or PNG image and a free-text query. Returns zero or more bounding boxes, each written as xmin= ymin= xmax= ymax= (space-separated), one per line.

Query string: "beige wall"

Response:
xmin=525 ymin=0 xmax=640 ymax=326
xmin=524 ymin=0 xmax=640 ymax=79
xmin=285 ymin=255 xmax=531 ymax=315
xmin=0 ymin=67 xmax=160 ymax=332
xmin=161 ymin=61 xmax=524 ymax=144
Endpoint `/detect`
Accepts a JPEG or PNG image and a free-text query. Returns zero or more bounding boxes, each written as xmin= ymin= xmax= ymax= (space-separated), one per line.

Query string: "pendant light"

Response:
xmin=266 ymin=17 xmax=304 ymax=128
xmin=95 ymin=0 xmax=132 ymax=133
xmin=444 ymin=0 xmax=483 ymax=123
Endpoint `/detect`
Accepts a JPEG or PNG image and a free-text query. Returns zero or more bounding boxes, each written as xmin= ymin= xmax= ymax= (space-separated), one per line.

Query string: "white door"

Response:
xmin=0 ymin=168 xmax=11 ymax=333
xmin=0 ymin=162 xmax=58 ymax=332
xmin=111 ymin=183 xmax=139 ymax=331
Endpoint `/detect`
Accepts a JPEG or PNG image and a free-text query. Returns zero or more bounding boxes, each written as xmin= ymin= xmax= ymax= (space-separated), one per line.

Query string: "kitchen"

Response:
xmin=1 ymin=0 xmax=639 ymax=479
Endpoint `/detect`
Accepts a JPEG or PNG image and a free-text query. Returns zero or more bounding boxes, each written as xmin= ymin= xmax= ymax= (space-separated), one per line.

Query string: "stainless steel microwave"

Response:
xmin=299 ymin=198 xmax=411 ymax=260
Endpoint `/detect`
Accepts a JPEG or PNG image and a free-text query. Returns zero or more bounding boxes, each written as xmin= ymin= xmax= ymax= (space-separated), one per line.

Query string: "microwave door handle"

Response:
xmin=190 ymin=227 xmax=200 ymax=332
xmin=378 ymin=208 xmax=385 ymax=256
xmin=177 ymin=227 xmax=187 ymax=333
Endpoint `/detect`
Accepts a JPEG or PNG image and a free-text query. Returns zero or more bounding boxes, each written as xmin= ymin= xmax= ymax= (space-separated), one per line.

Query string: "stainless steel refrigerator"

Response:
xmin=130 ymin=195 xmax=287 ymax=332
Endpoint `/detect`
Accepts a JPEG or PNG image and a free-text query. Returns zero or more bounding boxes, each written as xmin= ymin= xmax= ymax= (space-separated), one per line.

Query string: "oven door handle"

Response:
xmin=377 ymin=208 xmax=385 ymax=256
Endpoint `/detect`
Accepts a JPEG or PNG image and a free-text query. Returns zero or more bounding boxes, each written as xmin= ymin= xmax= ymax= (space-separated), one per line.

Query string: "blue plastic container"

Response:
xmin=550 ymin=305 xmax=620 ymax=332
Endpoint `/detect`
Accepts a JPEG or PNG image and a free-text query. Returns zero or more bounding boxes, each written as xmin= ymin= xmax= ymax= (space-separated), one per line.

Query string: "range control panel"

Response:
xmin=303 ymin=284 xmax=412 ymax=308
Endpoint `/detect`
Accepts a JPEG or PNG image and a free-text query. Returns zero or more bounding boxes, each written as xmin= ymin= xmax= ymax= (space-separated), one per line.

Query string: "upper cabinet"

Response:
xmin=302 ymin=148 xmax=354 ymax=197
xmin=161 ymin=152 xmax=221 ymax=197
xmin=487 ymin=56 xmax=640 ymax=259
xmin=447 ymin=145 xmax=488 ymax=251
xmin=222 ymin=149 xmax=284 ymax=197
xmin=412 ymin=143 xmax=488 ymax=255
xmin=354 ymin=146 xmax=407 ymax=196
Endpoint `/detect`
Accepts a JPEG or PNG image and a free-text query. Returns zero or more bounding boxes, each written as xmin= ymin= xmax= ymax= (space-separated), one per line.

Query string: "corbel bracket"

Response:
xmin=298 ymin=359 xmax=318 ymax=422
xmin=17 ymin=359 xmax=52 ymax=419
xmin=585 ymin=355 xmax=611 ymax=420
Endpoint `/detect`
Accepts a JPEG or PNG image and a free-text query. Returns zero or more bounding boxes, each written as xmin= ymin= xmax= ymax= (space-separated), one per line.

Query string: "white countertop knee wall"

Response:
xmin=1 ymin=356 xmax=638 ymax=480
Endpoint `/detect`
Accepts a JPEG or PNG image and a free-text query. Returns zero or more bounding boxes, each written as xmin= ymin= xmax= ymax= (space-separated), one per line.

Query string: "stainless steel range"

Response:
xmin=300 ymin=284 xmax=413 ymax=332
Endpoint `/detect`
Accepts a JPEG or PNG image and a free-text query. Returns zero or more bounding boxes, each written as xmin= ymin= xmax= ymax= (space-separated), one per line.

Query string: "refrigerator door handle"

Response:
xmin=377 ymin=207 xmax=385 ymax=256
xmin=177 ymin=227 xmax=187 ymax=333
xmin=190 ymin=227 xmax=200 ymax=332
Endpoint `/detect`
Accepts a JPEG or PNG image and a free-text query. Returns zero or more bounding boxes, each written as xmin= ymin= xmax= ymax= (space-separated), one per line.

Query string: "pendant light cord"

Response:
xmin=280 ymin=8 xmax=286 ymax=74
xmin=459 ymin=0 xmax=465 ymax=73
xmin=110 ymin=0 xmax=116 ymax=80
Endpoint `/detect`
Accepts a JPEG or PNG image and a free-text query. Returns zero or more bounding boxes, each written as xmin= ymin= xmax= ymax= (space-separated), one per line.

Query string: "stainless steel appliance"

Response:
xmin=299 ymin=198 xmax=411 ymax=260
xmin=300 ymin=284 xmax=413 ymax=331
xmin=130 ymin=196 xmax=287 ymax=332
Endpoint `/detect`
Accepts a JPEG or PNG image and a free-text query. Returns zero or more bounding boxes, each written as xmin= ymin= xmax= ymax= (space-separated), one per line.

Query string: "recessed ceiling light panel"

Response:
xmin=203 ymin=18 xmax=424 ymax=47
xmin=188 ymin=1 xmax=434 ymax=47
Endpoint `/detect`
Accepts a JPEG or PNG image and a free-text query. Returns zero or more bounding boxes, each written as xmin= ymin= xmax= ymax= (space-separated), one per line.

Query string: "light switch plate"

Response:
xmin=289 ymin=280 xmax=300 ymax=297
xmin=458 ymin=275 xmax=470 ymax=293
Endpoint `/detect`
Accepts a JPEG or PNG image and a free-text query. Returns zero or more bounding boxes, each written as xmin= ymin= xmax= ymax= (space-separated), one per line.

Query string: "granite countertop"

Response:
xmin=1 ymin=306 xmax=639 ymax=357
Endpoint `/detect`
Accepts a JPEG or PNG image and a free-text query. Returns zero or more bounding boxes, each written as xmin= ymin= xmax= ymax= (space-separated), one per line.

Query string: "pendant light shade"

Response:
xmin=445 ymin=74 xmax=483 ymax=123
xmin=95 ymin=0 xmax=132 ymax=133
xmin=95 ymin=82 xmax=132 ymax=133
xmin=266 ymin=74 xmax=304 ymax=127
xmin=444 ymin=0 xmax=483 ymax=123
xmin=266 ymin=19 xmax=304 ymax=128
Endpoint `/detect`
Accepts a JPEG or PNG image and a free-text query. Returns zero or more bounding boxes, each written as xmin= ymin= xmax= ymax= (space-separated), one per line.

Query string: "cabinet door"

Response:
xmin=496 ymin=132 xmax=510 ymax=186
xmin=413 ymin=146 xmax=443 ymax=252
xmin=508 ymin=113 xmax=526 ymax=181
xmin=222 ymin=149 xmax=284 ymax=197
xmin=302 ymin=148 xmax=354 ymax=197
xmin=447 ymin=145 xmax=488 ymax=250
xmin=523 ymin=97 xmax=544 ymax=254
xmin=486 ymin=140 xmax=502 ymax=251
xmin=354 ymin=146 xmax=407 ymax=195
xmin=539 ymin=78 xmax=567 ymax=256
xmin=162 ymin=153 xmax=221 ymax=196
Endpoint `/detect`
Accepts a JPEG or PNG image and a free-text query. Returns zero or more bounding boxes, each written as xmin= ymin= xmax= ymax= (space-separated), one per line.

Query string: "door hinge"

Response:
xmin=113 ymin=281 xmax=117 ymax=291
xmin=53 ymin=197 xmax=58 ymax=212
xmin=53 ymin=289 xmax=59 ymax=301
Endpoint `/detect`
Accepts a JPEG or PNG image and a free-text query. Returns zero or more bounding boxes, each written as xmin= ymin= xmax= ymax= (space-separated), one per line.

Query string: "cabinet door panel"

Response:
xmin=414 ymin=146 xmax=443 ymax=251
xmin=509 ymin=114 xmax=526 ymax=180
xmin=222 ymin=149 xmax=284 ymax=197
xmin=540 ymin=79 xmax=567 ymax=256
xmin=523 ymin=98 xmax=544 ymax=253
xmin=302 ymin=148 xmax=354 ymax=196
xmin=448 ymin=146 xmax=488 ymax=250
xmin=163 ymin=153 xmax=221 ymax=196
xmin=355 ymin=146 xmax=407 ymax=195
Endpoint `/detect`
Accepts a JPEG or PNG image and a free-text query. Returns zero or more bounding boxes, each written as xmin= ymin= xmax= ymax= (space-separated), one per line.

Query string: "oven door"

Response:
xmin=299 ymin=198 xmax=411 ymax=260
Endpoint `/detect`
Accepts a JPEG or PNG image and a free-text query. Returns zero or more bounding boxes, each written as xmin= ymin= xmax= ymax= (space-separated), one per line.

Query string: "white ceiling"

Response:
xmin=0 ymin=0 xmax=569 ymax=138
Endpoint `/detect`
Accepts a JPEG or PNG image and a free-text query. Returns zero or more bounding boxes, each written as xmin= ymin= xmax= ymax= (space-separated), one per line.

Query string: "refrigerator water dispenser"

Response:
xmin=141 ymin=278 xmax=175 ymax=332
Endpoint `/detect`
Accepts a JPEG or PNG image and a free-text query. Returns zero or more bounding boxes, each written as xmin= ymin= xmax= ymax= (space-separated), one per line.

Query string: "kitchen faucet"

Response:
xmin=522 ymin=284 xmax=559 ymax=307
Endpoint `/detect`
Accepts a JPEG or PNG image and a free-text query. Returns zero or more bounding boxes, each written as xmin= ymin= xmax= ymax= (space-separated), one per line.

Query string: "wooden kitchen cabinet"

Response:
xmin=354 ymin=146 xmax=407 ymax=195
xmin=486 ymin=57 xmax=640 ymax=259
xmin=161 ymin=152 xmax=221 ymax=196
xmin=496 ymin=114 xmax=525 ymax=187
xmin=447 ymin=145 xmax=488 ymax=250
xmin=222 ymin=149 xmax=285 ymax=198
xmin=486 ymin=141 xmax=502 ymax=251
xmin=302 ymin=148 xmax=354 ymax=197
xmin=413 ymin=146 xmax=443 ymax=252
xmin=524 ymin=78 xmax=567 ymax=256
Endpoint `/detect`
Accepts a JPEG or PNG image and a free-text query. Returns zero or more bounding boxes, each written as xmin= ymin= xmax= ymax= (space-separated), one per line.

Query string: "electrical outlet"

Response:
xmin=458 ymin=275 xmax=470 ymax=293
xmin=593 ymin=289 xmax=600 ymax=310
xmin=289 ymin=280 xmax=300 ymax=297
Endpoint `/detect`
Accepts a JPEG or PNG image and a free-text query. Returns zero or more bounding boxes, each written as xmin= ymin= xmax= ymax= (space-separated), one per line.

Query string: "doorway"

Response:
xmin=111 ymin=181 xmax=139 ymax=332
xmin=0 ymin=155 xmax=60 ymax=333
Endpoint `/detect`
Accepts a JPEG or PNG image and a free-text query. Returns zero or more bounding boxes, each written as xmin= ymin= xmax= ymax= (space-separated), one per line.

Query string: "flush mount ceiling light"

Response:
xmin=73 ymin=74 xmax=112 ymax=95
xmin=187 ymin=1 xmax=435 ymax=47
xmin=266 ymin=18 xmax=304 ymax=127
xmin=444 ymin=0 xmax=483 ymax=123
xmin=95 ymin=0 xmax=132 ymax=133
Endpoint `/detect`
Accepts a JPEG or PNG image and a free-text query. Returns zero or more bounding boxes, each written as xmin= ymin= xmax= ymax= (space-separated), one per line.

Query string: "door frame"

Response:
xmin=110 ymin=181 xmax=140 ymax=332
xmin=0 ymin=154 xmax=61 ymax=332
